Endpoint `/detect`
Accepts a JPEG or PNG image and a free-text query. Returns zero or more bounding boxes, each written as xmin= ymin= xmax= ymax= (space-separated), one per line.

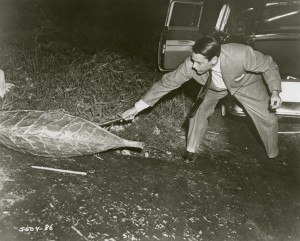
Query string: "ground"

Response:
xmin=0 ymin=1 xmax=299 ymax=240
xmin=0 ymin=108 xmax=299 ymax=241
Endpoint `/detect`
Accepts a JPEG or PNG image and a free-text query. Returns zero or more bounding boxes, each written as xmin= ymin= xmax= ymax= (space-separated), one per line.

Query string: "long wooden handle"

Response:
xmin=99 ymin=117 xmax=125 ymax=126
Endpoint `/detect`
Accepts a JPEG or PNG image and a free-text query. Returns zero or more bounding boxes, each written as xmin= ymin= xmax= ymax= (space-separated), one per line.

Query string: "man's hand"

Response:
xmin=270 ymin=90 xmax=282 ymax=109
xmin=121 ymin=107 xmax=139 ymax=120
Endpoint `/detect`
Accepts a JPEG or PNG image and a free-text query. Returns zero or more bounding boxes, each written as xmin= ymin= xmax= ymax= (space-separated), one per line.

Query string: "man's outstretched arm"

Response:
xmin=122 ymin=57 xmax=193 ymax=120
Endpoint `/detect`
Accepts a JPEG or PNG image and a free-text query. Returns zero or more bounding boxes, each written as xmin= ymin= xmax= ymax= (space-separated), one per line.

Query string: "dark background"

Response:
xmin=0 ymin=0 xmax=257 ymax=65
xmin=0 ymin=0 xmax=171 ymax=65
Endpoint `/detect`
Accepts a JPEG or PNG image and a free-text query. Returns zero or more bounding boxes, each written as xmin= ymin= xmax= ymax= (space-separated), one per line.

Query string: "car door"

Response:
xmin=158 ymin=0 xmax=203 ymax=71
xmin=158 ymin=1 xmax=231 ymax=71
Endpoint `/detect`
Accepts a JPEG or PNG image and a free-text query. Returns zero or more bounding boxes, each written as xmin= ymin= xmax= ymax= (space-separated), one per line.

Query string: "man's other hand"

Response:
xmin=270 ymin=91 xmax=282 ymax=109
xmin=122 ymin=107 xmax=139 ymax=120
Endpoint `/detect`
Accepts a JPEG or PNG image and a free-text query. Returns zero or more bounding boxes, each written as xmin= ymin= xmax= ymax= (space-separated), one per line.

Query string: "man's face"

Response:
xmin=191 ymin=52 xmax=216 ymax=74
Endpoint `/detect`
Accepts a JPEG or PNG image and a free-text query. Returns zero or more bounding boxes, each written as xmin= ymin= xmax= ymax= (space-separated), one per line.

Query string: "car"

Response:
xmin=222 ymin=1 xmax=300 ymax=118
xmin=158 ymin=0 xmax=300 ymax=118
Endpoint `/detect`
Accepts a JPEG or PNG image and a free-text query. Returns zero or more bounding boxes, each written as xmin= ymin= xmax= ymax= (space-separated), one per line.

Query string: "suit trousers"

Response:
xmin=187 ymin=88 xmax=279 ymax=158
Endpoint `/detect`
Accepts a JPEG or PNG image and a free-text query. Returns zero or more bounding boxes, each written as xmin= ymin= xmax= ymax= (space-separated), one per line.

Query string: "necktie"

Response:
xmin=189 ymin=70 xmax=212 ymax=118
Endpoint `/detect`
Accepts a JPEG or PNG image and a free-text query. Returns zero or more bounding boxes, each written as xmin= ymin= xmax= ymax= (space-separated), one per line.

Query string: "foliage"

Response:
xmin=0 ymin=0 xmax=191 ymax=120
xmin=0 ymin=42 xmax=160 ymax=121
xmin=0 ymin=0 xmax=192 ymax=159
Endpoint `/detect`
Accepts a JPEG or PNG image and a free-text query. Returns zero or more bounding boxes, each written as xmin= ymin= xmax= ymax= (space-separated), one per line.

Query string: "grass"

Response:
xmin=1 ymin=37 xmax=152 ymax=118
xmin=0 ymin=0 xmax=196 ymax=159
xmin=0 ymin=10 xmax=192 ymax=122
xmin=0 ymin=39 xmax=190 ymax=122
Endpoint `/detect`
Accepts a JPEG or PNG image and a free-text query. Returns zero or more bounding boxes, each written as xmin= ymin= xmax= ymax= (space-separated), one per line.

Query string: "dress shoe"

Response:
xmin=270 ymin=153 xmax=287 ymax=166
xmin=182 ymin=151 xmax=196 ymax=163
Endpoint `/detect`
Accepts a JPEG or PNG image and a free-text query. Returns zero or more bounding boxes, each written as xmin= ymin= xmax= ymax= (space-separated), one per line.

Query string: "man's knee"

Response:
xmin=265 ymin=113 xmax=278 ymax=126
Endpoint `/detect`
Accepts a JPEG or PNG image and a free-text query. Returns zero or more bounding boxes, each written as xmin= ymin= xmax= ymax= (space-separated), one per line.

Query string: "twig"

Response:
xmin=31 ymin=166 xmax=87 ymax=175
xmin=207 ymin=131 xmax=219 ymax=135
xmin=93 ymin=154 xmax=103 ymax=160
xmin=71 ymin=226 xmax=89 ymax=241
xmin=202 ymin=215 xmax=212 ymax=223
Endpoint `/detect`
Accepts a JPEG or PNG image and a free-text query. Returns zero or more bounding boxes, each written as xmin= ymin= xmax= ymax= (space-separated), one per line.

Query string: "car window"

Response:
xmin=169 ymin=2 xmax=202 ymax=27
xmin=233 ymin=3 xmax=300 ymax=35
xmin=258 ymin=3 xmax=300 ymax=33
xmin=199 ymin=2 xmax=224 ymax=35
xmin=232 ymin=9 xmax=253 ymax=35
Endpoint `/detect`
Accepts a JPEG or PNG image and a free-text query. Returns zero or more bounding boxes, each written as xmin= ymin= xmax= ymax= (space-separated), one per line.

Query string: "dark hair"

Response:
xmin=192 ymin=36 xmax=221 ymax=60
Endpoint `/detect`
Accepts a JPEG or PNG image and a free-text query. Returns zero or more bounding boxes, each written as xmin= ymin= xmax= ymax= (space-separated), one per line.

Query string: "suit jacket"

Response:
xmin=142 ymin=43 xmax=281 ymax=106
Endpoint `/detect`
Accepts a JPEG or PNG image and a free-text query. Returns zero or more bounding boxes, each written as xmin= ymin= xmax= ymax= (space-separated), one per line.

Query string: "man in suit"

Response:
xmin=122 ymin=36 xmax=282 ymax=161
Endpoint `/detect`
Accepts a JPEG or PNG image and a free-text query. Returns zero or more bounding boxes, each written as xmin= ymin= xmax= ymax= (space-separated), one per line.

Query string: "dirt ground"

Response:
xmin=0 ymin=108 xmax=299 ymax=241
xmin=1 ymin=1 xmax=299 ymax=240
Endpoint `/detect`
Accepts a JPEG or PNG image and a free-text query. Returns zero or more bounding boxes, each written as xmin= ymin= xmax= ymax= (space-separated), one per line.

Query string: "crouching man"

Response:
xmin=122 ymin=36 xmax=282 ymax=162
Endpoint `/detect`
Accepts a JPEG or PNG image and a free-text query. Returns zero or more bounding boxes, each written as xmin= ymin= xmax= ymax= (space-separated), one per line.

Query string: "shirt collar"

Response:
xmin=211 ymin=57 xmax=221 ymax=72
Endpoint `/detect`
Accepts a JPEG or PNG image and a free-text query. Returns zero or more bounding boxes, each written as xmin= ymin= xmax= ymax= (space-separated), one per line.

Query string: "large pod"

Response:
xmin=0 ymin=110 xmax=144 ymax=157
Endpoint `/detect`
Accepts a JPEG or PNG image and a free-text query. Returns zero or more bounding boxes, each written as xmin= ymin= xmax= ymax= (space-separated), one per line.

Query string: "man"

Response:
xmin=122 ymin=36 xmax=282 ymax=161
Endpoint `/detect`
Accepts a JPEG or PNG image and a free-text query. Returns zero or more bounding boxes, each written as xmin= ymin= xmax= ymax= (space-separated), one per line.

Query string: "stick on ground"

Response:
xmin=31 ymin=166 xmax=87 ymax=175
xmin=71 ymin=226 xmax=89 ymax=241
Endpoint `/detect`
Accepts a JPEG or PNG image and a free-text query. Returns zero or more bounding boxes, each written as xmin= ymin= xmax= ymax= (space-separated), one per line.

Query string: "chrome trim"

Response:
xmin=165 ymin=40 xmax=195 ymax=46
xmin=165 ymin=45 xmax=193 ymax=51
xmin=254 ymin=33 xmax=300 ymax=40
xmin=236 ymin=1 xmax=300 ymax=16
xmin=226 ymin=105 xmax=300 ymax=118
xmin=216 ymin=4 xmax=231 ymax=31
xmin=167 ymin=26 xmax=199 ymax=31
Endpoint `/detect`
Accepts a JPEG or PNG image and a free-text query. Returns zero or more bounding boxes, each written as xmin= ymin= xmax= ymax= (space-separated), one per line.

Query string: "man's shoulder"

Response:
xmin=220 ymin=43 xmax=254 ymax=60
xmin=183 ymin=56 xmax=192 ymax=65
xmin=221 ymin=43 xmax=252 ymax=52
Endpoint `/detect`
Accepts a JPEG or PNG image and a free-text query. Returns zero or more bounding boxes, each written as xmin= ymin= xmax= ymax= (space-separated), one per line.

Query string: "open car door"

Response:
xmin=158 ymin=1 xmax=231 ymax=71
xmin=158 ymin=0 xmax=203 ymax=71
